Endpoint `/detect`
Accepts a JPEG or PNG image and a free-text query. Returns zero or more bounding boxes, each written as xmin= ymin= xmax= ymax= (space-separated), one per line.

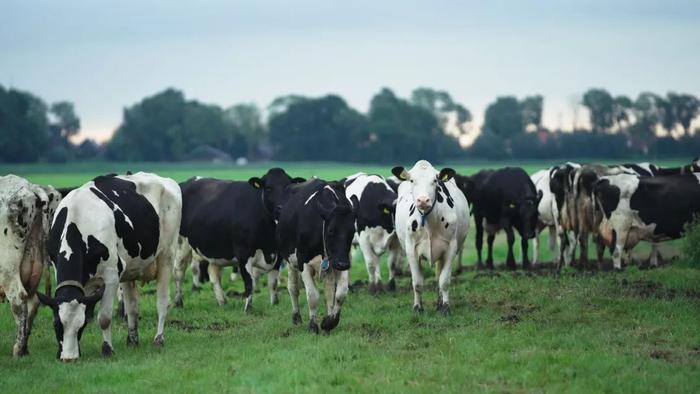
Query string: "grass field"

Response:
xmin=1 ymin=161 xmax=699 ymax=393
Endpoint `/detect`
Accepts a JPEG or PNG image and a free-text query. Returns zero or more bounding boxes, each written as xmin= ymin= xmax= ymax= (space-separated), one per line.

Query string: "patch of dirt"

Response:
xmin=650 ymin=349 xmax=673 ymax=361
xmin=168 ymin=319 xmax=233 ymax=332
xmin=499 ymin=314 xmax=521 ymax=324
xmin=359 ymin=323 xmax=384 ymax=340
xmin=614 ymin=279 xmax=700 ymax=300
xmin=279 ymin=328 xmax=292 ymax=338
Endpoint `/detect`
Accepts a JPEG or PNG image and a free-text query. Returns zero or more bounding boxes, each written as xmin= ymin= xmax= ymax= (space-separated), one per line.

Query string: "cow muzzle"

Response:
xmin=416 ymin=197 xmax=431 ymax=212
xmin=332 ymin=260 xmax=351 ymax=271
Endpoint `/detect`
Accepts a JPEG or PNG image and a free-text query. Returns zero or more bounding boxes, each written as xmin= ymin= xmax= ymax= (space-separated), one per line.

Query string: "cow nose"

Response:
xmin=333 ymin=260 xmax=351 ymax=271
xmin=416 ymin=196 xmax=431 ymax=209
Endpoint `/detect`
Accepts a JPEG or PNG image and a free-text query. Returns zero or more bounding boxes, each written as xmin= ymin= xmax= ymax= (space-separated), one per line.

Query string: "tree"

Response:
xmin=582 ymin=88 xmax=614 ymax=133
xmin=520 ymin=95 xmax=543 ymax=131
xmin=224 ymin=103 xmax=266 ymax=159
xmin=612 ymin=95 xmax=633 ymax=132
xmin=410 ymin=87 xmax=472 ymax=136
xmin=268 ymin=95 xmax=368 ymax=161
xmin=50 ymin=101 xmax=81 ymax=139
xmin=668 ymin=93 xmax=700 ymax=136
xmin=0 ymin=85 xmax=49 ymax=162
xmin=629 ymin=92 xmax=663 ymax=150
xmin=482 ymin=96 xmax=523 ymax=139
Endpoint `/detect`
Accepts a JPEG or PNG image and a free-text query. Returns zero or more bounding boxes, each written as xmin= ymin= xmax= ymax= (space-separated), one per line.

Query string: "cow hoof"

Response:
xmin=292 ymin=312 xmax=302 ymax=325
xmin=191 ymin=285 xmax=202 ymax=292
xmin=12 ymin=344 xmax=28 ymax=357
xmin=244 ymin=303 xmax=253 ymax=313
xmin=308 ymin=321 xmax=319 ymax=334
xmin=387 ymin=279 xmax=396 ymax=292
xmin=271 ymin=295 xmax=279 ymax=305
xmin=439 ymin=303 xmax=451 ymax=316
xmin=436 ymin=299 xmax=443 ymax=311
xmin=413 ymin=304 xmax=424 ymax=313
xmin=614 ymin=267 xmax=624 ymax=273
xmin=126 ymin=332 xmax=139 ymax=348
xmin=522 ymin=262 xmax=532 ymax=270
xmin=486 ymin=263 xmax=494 ymax=271
xmin=174 ymin=298 xmax=183 ymax=308
xmin=321 ymin=312 xmax=341 ymax=332
xmin=506 ymin=263 xmax=517 ymax=271
xmin=101 ymin=342 xmax=113 ymax=357
xmin=153 ymin=334 xmax=165 ymax=348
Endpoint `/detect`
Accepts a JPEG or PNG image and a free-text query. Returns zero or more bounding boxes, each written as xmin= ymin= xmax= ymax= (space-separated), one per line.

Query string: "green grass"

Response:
xmin=1 ymin=161 xmax=699 ymax=393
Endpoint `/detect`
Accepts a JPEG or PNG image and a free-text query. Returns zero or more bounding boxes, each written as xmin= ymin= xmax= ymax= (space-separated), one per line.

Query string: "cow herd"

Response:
xmin=1 ymin=158 xmax=699 ymax=362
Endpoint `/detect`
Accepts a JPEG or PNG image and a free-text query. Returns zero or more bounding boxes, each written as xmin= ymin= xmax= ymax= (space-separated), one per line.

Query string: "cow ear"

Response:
xmin=291 ymin=177 xmax=306 ymax=183
xmin=438 ymin=168 xmax=456 ymax=182
xmin=537 ymin=189 xmax=543 ymax=203
xmin=316 ymin=193 xmax=337 ymax=221
xmin=248 ymin=177 xmax=263 ymax=189
xmin=349 ymin=195 xmax=360 ymax=215
xmin=37 ymin=292 xmax=58 ymax=312
xmin=392 ymin=167 xmax=409 ymax=181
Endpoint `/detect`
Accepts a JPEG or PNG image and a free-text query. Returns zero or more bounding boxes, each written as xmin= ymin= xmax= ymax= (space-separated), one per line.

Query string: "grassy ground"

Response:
xmin=1 ymin=161 xmax=699 ymax=393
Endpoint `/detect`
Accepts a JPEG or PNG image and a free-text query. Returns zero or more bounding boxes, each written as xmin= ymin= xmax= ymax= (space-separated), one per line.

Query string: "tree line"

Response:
xmin=1 ymin=84 xmax=698 ymax=163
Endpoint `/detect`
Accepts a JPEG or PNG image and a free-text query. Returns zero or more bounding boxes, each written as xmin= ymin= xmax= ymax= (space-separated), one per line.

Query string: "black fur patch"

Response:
xmin=411 ymin=220 xmax=418 ymax=232
xmin=409 ymin=204 xmax=416 ymax=216
xmin=446 ymin=196 xmax=454 ymax=208
xmin=445 ymin=223 xmax=449 ymax=229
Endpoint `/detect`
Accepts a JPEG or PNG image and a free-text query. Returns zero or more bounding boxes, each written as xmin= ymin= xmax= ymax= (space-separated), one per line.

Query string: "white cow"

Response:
xmin=392 ymin=160 xmax=469 ymax=314
xmin=0 ymin=175 xmax=60 ymax=356
xmin=343 ymin=172 xmax=403 ymax=293
xmin=530 ymin=168 xmax=559 ymax=265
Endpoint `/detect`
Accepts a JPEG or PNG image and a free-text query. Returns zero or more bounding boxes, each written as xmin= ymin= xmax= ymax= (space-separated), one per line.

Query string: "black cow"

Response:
xmin=174 ymin=168 xmax=305 ymax=310
xmin=593 ymin=173 xmax=700 ymax=270
xmin=469 ymin=167 xmax=542 ymax=270
xmin=276 ymin=179 xmax=357 ymax=333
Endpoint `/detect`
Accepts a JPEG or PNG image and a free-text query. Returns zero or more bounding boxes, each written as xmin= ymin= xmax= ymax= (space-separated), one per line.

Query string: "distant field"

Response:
xmin=1 ymin=160 xmax=698 ymax=393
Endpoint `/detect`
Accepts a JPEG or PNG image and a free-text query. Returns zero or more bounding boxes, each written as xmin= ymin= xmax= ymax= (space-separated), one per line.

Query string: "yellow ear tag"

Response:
xmin=254 ymin=182 xmax=260 ymax=188
xmin=383 ymin=208 xmax=391 ymax=214
xmin=509 ymin=203 xmax=516 ymax=209
xmin=441 ymin=174 xmax=449 ymax=181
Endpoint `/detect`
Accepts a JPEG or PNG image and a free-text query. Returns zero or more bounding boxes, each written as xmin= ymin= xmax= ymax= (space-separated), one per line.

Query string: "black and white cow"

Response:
xmin=392 ymin=160 xmax=469 ymax=314
xmin=276 ymin=179 xmax=357 ymax=333
xmin=530 ymin=168 xmax=560 ymax=265
xmin=0 ymin=175 xmax=60 ymax=356
xmin=593 ymin=173 xmax=700 ymax=270
xmin=468 ymin=167 xmax=542 ymax=270
xmin=343 ymin=173 xmax=401 ymax=293
xmin=37 ymin=172 xmax=181 ymax=361
xmin=620 ymin=158 xmax=700 ymax=177
xmin=549 ymin=162 xmax=581 ymax=267
xmin=174 ymin=168 xmax=305 ymax=310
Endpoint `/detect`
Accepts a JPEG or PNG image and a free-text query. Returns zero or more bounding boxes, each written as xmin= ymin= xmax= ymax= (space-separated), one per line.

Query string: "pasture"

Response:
xmin=1 ymin=161 xmax=699 ymax=393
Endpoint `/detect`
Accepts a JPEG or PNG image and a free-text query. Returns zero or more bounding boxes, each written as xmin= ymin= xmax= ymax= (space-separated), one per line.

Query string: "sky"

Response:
xmin=2 ymin=0 xmax=699 ymax=144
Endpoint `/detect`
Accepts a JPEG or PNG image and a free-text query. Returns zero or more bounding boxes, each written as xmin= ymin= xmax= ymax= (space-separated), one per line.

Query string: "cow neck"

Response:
xmin=56 ymin=280 xmax=85 ymax=296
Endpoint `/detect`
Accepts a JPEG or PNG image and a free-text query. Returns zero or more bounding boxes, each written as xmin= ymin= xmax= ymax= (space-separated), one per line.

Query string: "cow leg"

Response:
xmin=301 ymin=262 xmax=320 ymax=334
xmin=612 ymin=239 xmax=625 ymax=271
xmin=578 ymin=231 xmax=589 ymax=269
xmin=549 ymin=225 xmax=560 ymax=265
xmin=153 ymin=255 xmax=171 ymax=348
xmin=532 ymin=225 xmax=541 ymax=266
xmin=208 ymin=264 xmax=226 ymax=306
xmin=239 ymin=256 xmax=254 ymax=312
xmin=322 ymin=269 xmax=349 ymax=332
xmin=595 ymin=236 xmax=605 ymax=266
xmin=191 ymin=260 xmax=203 ymax=291
xmin=268 ymin=269 xmax=280 ymax=305
xmin=25 ymin=293 xmax=39 ymax=338
xmin=173 ymin=244 xmax=192 ymax=308
xmin=504 ymin=224 xmax=516 ymax=270
xmin=521 ymin=236 xmax=531 ymax=270
xmin=438 ymin=241 xmax=458 ymax=316
xmin=121 ymin=281 xmax=140 ymax=348
xmin=43 ymin=263 xmax=52 ymax=296
xmin=359 ymin=235 xmax=381 ymax=294
xmin=287 ymin=260 xmax=302 ymax=325
xmin=486 ymin=233 xmax=496 ymax=270
xmin=387 ymin=247 xmax=400 ymax=291
xmin=406 ymin=249 xmax=424 ymax=312
xmin=93 ymin=271 xmax=118 ymax=357
xmin=475 ymin=214 xmax=484 ymax=268
xmin=9 ymin=293 xmax=28 ymax=357
xmin=649 ymin=243 xmax=660 ymax=268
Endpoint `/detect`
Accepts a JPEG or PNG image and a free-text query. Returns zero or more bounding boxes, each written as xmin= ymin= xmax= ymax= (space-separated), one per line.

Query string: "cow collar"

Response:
xmin=321 ymin=220 xmax=330 ymax=270
xmin=420 ymin=203 xmax=435 ymax=226
xmin=55 ymin=280 xmax=85 ymax=295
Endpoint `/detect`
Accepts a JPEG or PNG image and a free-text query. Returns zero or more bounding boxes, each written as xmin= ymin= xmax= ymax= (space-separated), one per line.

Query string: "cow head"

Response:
xmin=316 ymin=185 xmax=357 ymax=271
xmin=453 ymin=173 xmax=476 ymax=205
xmin=37 ymin=285 xmax=104 ymax=361
xmin=683 ymin=157 xmax=700 ymax=174
xmin=506 ymin=190 xmax=542 ymax=240
xmin=249 ymin=168 xmax=306 ymax=219
xmin=392 ymin=160 xmax=455 ymax=215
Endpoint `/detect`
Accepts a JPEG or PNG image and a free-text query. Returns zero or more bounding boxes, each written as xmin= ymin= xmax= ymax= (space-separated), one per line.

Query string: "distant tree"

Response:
xmin=0 ymin=85 xmax=49 ymax=162
xmin=410 ymin=87 xmax=472 ymax=136
xmin=612 ymin=95 xmax=633 ymax=132
xmin=629 ymin=92 xmax=663 ymax=150
xmin=668 ymin=93 xmax=700 ymax=136
xmin=268 ymin=95 xmax=368 ymax=161
xmin=519 ymin=95 xmax=543 ymax=130
xmin=482 ymin=96 xmax=524 ymax=139
xmin=656 ymin=95 xmax=677 ymax=134
xmin=267 ymin=95 xmax=306 ymax=117
xmin=582 ymin=88 xmax=614 ymax=133
xmin=224 ymin=103 xmax=265 ymax=159
xmin=49 ymin=101 xmax=81 ymax=139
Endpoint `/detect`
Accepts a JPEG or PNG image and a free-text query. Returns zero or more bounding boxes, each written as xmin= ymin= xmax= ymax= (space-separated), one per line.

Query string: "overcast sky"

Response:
xmin=2 ymin=0 xmax=699 ymax=143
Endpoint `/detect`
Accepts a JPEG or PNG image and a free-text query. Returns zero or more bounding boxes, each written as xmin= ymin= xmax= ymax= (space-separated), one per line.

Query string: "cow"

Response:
xmin=468 ymin=167 xmax=541 ymax=270
xmin=593 ymin=173 xmax=700 ymax=270
xmin=530 ymin=168 xmax=559 ymax=265
xmin=392 ymin=160 xmax=469 ymax=314
xmin=0 ymin=175 xmax=60 ymax=356
xmin=37 ymin=172 xmax=181 ymax=361
xmin=620 ymin=158 xmax=700 ymax=177
xmin=549 ymin=162 xmax=582 ymax=268
xmin=343 ymin=173 xmax=401 ymax=293
xmin=276 ymin=179 xmax=357 ymax=333
xmin=174 ymin=169 xmax=305 ymax=310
